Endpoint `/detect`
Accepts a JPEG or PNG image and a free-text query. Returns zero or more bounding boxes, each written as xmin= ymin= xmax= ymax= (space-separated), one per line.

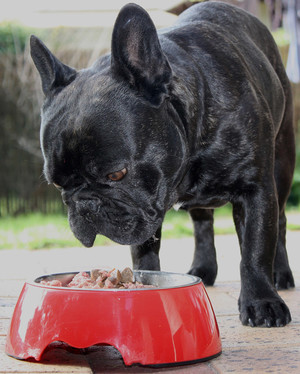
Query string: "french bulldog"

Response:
xmin=30 ymin=2 xmax=295 ymax=327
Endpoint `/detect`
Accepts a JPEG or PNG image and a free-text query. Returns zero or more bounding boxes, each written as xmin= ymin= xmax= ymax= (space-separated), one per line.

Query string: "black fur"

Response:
xmin=31 ymin=2 xmax=295 ymax=327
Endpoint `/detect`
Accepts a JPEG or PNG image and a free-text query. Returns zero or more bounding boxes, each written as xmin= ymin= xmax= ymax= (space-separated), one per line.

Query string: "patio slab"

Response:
xmin=0 ymin=230 xmax=299 ymax=373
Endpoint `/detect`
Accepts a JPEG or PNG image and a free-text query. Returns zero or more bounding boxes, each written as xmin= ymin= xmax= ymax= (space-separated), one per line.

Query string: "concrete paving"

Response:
xmin=0 ymin=228 xmax=299 ymax=373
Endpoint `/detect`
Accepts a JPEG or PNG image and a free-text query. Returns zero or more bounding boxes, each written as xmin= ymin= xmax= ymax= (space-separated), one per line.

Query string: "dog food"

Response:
xmin=40 ymin=267 xmax=155 ymax=289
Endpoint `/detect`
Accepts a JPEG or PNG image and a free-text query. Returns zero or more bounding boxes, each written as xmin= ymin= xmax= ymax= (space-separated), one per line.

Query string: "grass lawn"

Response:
xmin=0 ymin=205 xmax=299 ymax=250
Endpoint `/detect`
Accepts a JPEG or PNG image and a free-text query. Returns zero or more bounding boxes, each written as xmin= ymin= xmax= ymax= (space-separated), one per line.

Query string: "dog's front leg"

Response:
xmin=188 ymin=208 xmax=218 ymax=286
xmin=130 ymin=226 xmax=161 ymax=271
xmin=233 ymin=192 xmax=291 ymax=327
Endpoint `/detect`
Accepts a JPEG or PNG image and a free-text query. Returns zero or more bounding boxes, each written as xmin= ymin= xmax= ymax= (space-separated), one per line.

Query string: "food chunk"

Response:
xmin=107 ymin=269 xmax=121 ymax=285
xmin=120 ymin=267 xmax=135 ymax=283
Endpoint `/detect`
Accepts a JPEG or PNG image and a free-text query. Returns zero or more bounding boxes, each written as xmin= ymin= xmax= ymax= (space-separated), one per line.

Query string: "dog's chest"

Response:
xmin=178 ymin=144 xmax=258 ymax=208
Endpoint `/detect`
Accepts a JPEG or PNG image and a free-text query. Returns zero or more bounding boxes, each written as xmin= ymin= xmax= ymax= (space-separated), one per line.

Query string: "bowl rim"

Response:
xmin=32 ymin=270 xmax=202 ymax=291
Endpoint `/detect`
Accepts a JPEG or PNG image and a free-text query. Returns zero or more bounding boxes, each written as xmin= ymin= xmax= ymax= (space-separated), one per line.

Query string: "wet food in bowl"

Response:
xmin=39 ymin=267 xmax=156 ymax=289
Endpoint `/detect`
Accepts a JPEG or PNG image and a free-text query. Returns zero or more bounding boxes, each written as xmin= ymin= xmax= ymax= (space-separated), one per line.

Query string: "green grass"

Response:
xmin=0 ymin=205 xmax=234 ymax=250
xmin=0 ymin=213 xmax=111 ymax=250
xmin=0 ymin=205 xmax=299 ymax=250
xmin=162 ymin=204 xmax=235 ymax=238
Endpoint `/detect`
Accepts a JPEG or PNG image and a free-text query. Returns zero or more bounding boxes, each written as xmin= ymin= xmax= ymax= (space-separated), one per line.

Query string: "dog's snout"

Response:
xmin=71 ymin=191 xmax=99 ymax=202
xmin=74 ymin=196 xmax=101 ymax=217
xmin=61 ymin=187 xmax=101 ymax=214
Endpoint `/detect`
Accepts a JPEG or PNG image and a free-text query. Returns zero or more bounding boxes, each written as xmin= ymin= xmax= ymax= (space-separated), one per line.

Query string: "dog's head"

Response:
xmin=30 ymin=4 xmax=188 ymax=246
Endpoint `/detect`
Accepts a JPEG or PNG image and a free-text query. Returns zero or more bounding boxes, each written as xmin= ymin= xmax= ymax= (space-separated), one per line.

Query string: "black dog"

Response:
xmin=30 ymin=2 xmax=295 ymax=327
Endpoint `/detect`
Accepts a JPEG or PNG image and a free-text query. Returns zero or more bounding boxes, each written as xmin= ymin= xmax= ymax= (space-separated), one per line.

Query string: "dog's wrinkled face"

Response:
xmin=31 ymin=4 xmax=188 ymax=246
xmin=41 ymin=77 xmax=186 ymax=246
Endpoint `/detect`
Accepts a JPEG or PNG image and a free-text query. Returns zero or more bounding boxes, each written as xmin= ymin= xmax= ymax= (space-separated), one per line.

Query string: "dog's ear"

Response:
xmin=111 ymin=4 xmax=172 ymax=107
xmin=30 ymin=35 xmax=77 ymax=96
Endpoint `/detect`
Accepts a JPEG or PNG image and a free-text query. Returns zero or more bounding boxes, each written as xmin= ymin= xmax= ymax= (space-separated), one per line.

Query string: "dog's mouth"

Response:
xmin=67 ymin=197 xmax=163 ymax=247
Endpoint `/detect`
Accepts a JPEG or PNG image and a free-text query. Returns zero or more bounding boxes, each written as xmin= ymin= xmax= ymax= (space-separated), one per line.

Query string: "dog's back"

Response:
xmin=162 ymin=2 xmax=290 ymax=134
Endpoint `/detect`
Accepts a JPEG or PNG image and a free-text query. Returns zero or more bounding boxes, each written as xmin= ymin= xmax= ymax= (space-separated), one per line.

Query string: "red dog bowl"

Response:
xmin=6 ymin=271 xmax=221 ymax=366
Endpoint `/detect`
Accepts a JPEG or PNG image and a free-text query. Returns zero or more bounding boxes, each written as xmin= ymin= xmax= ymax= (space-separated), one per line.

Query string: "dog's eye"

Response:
xmin=107 ymin=168 xmax=127 ymax=181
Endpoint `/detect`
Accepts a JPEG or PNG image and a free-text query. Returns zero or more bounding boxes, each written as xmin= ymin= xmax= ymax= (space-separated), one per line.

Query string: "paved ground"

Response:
xmin=0 ymin=226 xmax=300 ymax=373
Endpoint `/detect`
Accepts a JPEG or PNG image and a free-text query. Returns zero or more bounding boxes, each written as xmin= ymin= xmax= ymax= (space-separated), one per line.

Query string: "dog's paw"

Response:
xmin=274 ymin=269 xmax=295 ymax=290
xmin=188 ymin=264 xmax=217 ymax=286
xmin=239 ymin=296 xmax=291 ymax=327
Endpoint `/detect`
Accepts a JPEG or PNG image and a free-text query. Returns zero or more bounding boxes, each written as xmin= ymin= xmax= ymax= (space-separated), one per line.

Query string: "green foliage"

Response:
xmin=0 ymin=22 xmax=29 ymax=54
xmin=0 ymin=21 xmax=49 ymax=55
xmin=288 ymin=138 xmax=300 ymax=207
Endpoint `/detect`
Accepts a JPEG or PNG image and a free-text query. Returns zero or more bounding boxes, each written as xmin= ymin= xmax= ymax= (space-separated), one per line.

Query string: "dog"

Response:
xmin=30 ymin=1 xmax=295 ymax=327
